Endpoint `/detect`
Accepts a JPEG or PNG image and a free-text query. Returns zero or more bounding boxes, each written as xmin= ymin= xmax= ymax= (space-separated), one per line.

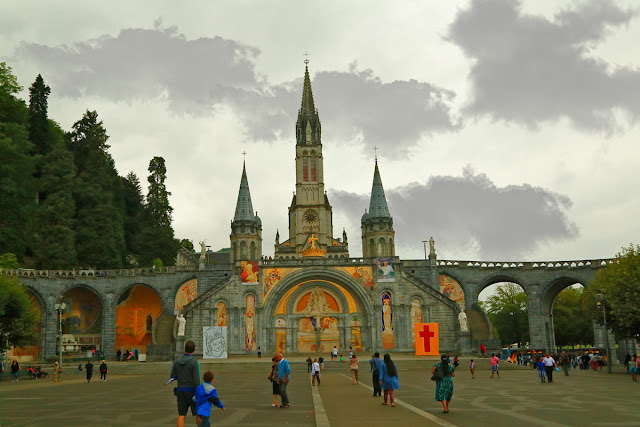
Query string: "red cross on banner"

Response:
xmin=415 ymin=323 xmax=439 ymax=356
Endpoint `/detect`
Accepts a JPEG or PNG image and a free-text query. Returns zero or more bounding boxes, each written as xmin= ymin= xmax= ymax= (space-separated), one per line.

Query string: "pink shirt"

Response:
xmin=491 ymin=356 xmax=499 ymax=366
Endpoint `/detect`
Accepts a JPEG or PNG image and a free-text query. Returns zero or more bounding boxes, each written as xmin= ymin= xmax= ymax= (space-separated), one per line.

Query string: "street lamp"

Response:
xmin=421 ymin=241 xmax=428 ymax=260
xmin=596 ymin=292 xmax=612 ymax=374
xmin=54 ymin=303 xmax=66 ymax=367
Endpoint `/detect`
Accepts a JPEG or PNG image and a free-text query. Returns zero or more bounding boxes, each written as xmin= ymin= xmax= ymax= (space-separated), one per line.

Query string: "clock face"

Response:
xmin=304 ymin=210 xmax=318 ymax=224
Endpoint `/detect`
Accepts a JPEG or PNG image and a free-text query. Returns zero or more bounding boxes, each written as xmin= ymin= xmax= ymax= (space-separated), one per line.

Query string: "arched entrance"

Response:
xmin=264 ymin=268 xmax=374 ymax=353
xmin=9 ymin=288 xmax=44 ymax=361
xmin=60 ymin=286 xmax=103 ymax=355
xmin=115 ymin=284 xmax=163 ymax=353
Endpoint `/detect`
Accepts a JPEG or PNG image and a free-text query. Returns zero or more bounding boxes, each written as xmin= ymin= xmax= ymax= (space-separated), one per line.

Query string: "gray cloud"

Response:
xmin=331 ymin=167 xmax=579 ymax=260
xmin=448 ymin=0 xmax=640 ymax=132
xmin=13 ymin=26 xmax=458 ymax=156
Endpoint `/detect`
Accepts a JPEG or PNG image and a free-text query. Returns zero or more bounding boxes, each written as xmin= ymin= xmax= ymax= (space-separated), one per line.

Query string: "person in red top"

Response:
xmin=490 ymin=354 xmax=500 ymax=378
xmin=479 ymin=343 xmax=487 ymax=357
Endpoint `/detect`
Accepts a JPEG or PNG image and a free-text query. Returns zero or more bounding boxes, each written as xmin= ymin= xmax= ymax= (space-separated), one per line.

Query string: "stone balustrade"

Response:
xmin=0 ymin=265 xmax=198 ymax=278
xmin=402 ymin=258 xmax=616 ymax=270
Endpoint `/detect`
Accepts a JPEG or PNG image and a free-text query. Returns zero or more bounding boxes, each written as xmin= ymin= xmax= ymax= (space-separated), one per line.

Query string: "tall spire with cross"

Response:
xmin=296 ymin=57 xmax=321 ymax=146
xmin=361 ymin=158 xmax=395 ymax=258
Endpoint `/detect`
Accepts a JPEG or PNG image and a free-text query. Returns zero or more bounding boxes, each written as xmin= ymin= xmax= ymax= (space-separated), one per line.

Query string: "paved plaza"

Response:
xmin=1 ymin=357 xmax=639 ymax=426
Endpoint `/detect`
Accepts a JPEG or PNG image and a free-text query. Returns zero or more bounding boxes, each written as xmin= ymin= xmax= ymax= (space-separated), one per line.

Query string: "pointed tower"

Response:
xmin=230 ymin=162 xmax=262 ymax=263
xmin=274 ymin=61 xmax=348 ymax=259
xmin=361 ymin=160 xmax=395 ymax=259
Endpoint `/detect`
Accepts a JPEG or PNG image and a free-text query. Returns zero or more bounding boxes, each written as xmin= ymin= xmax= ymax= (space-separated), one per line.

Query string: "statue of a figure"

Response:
xmin=458 ymin=309 xmax=468 ymax=333
xmin=429 ymin=236 xmax=436 ymax=256
xmin=177 ymin=314 xmax=186 ymax=336
xmin=199 ymin=241 xmax=206 ymax=262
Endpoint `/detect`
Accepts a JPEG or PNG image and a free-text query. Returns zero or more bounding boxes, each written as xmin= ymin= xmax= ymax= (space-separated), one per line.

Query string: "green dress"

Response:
xmin=434 ymin=362 xmax=454 ymax=401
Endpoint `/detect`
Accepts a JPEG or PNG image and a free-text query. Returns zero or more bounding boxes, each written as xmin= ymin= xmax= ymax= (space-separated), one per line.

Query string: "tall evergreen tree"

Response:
xmin=147 ymin=156 xmax=173 ymax=227
xmin=122 ymin=172 xmax=145 ymax=264
xmin=28 ymin=74 xmax=53 ymax=157
xmin=33 ymin=126 xmax=78 ymax=269
xmin=0 ymin=63 xmax=37 ymax=261
xmin=68 ymin=110 xmax=126 ymax=268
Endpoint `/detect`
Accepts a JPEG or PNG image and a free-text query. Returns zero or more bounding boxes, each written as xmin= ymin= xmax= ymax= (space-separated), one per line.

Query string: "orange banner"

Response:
xmin=414 ymin=323 xmax=439 ymax=356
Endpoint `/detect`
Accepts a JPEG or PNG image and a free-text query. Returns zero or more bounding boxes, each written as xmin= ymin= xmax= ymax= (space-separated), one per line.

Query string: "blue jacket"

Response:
xmin=278 ymin=359 xmax=291 ymax=380
xmin=370 ymin=357 xmax=383 ymax=372
xmin=379 ymin=361 xmax=400 ymax=390
xmin=194 ymin=383 xmax=224 ymax=416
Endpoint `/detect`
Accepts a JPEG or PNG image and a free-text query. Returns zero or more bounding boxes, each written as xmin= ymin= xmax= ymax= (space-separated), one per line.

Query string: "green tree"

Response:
xmin=0 ymin=62 xmax=37 ymax=261
xmin=585 ymin=244 xmax=640 ymax=339
xmin=0 ymin=253 xmax=20 ymax=269
xmin=552 ymin=286 xmax=593 ymax=348
xmin=180 ymin=239 xmax=194 ymax=252
xmin=28 ymin=74 xmax=53 ymax=157
xmin=68 ymin=110 xmax=126 ymax=268
xmin=146 ymin=156 xmax=172 ymax=227
xmin=122 ymin=172 xmax=145 ymax=262
xmin=483 ymin=283 xmax=530 ymax=346
xmin=33 ymin=138 xmax=78 ymax=269
xmin=0 ymin=275 xmax=40 ymax=352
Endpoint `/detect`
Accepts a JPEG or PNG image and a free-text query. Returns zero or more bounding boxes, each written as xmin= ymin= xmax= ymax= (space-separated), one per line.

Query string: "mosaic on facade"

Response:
xmin=350 ymin=314 xmax=363 ymax=352
xmin=61 ymin=287 xmax=101 ymax=334
xmin=262 ymin=267 xmax=298 ymax=300
xmin=275 ymin=317 xmax=286 ymax=353
xmin=332 ymin=266 xmax=374 ymax=289
xmin=175 ymin=279 xmax=197 ymax=311
xmin=115 ymin=285 xmax=162 ymax=352
xmin=439 ymin=275 xmax=465 ymax=308
xmin=215 ymin=301 xmax=227 ymax=327
xmin=376 ymin=258 xmax=395 ymax=282
xmin=295 ymin=288 xmax=341 ymax=352
xmin=240 ymin=261 xmax=259 ymax=283
xmin=381 ymin=292 xmax=395 ymax=349
xmin=244 ymin=294 xmax=256 ymax=351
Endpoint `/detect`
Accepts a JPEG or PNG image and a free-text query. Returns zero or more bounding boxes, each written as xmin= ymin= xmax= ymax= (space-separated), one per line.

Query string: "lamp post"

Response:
xmin=596 ymin=292 xmax=612 ymax=374
xmin=422 ymin=241 xmax=428 ymax=261
xmin=54 ymin=303 xmax=66 ymax=367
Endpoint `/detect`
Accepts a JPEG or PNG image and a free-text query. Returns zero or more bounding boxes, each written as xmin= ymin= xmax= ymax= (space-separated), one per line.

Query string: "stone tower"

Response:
xmin=230 ymin=162 xmax=262 ymax=262
xmin=361 ymin=160 xmax=395 ymax=258
xmin=274 ymin=63 xmax=348 ymax=259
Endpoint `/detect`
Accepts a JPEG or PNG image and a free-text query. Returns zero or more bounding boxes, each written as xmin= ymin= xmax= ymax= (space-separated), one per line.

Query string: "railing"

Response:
xmin=0 ymin=265 xmax=198 ymax=278
xmin=402 ymin=258 xmax=617 ymax=270
xmin=260 ymin=257 xmax=370 ymax=267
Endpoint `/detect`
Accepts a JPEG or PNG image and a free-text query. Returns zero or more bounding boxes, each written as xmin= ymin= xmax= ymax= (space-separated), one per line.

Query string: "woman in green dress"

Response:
xmin=431 ymin=354 xmax=455 ymax=413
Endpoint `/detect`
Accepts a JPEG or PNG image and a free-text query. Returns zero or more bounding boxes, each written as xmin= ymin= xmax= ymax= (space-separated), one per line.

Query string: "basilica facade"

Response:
xmin=180 ymin=64 xmax=461 ymax=355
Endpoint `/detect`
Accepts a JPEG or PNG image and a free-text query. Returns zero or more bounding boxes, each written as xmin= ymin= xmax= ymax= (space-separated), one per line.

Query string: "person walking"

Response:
xmin=469 ymin=359 xmax=475 ymax=379
xmin=269 ymin=357 xmax=280 ymax=407
xmin=560 ymin=351 xmax=570 ymax=376
xmin=276 ymin=353 xmax=291 ymax=408
xmin=431 ymin=354 xmax=455 ymax=413
xmin=99 ymin=360 xmax=108 ymax=382
xmin=631 ymin=355 xmax=638 ymax=382
xmin=350 ymin=354 xmax=360 ymax=384
xmin=85 ymin=360 xmax=94 ymax=383
xmin=311 ymin=358 xmax=321 ymax=386
xmin=537 ymin=358 xmax=546 ymax=383
xmin=257 ymin=346 xmax=262 ymax=359
xmin=379 ymin=354 xmax=399 ymax=407
xmin=318 ymin=356 xmax=325 ymax=372
xmin=332 ymin=346 xmax=338 ymax=361
xmin=10 ymin=360 xmax=20 ymax=382
xmin=490 ymin=354 xmax=500 ymax=378
xmin=116 ymin=349 xmax=121 ymax=362
xmin=194 ymin=370 xmax=225 ymax=427
xmin=306 ymin=356 xmax=313 ymax=373
xmin=542 ymin=353 xmax=558 ymax=383
xmin=170 ymin=340 xmax=202 ymax=427
xmin=370 ymin=353 xmax=383 ymax=397
xmin=53 ymin=361 xmax=62 ymax=383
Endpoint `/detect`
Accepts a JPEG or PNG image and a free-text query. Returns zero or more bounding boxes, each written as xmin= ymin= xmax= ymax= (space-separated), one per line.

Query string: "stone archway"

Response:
xmin=262 ymin=268 xmax=375 ymax=353
xmin=114 ymin=284 xmax=163 ymax=353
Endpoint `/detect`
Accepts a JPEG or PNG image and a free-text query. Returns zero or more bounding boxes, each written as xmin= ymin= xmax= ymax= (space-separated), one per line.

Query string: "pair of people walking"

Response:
xmin=269 ymin=353 xmax=291 ymax=408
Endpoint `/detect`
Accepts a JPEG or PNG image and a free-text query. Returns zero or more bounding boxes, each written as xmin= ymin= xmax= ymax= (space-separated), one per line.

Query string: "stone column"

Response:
xmin=42 ymin=301 xmax=59 ymax=361
xmin=527 ymin=289 xmax=553 ymax=351
xmin=101 ymin=293 xmax=116 ymax=358
xmin=593 ymin=322 xmax=617 ymax=364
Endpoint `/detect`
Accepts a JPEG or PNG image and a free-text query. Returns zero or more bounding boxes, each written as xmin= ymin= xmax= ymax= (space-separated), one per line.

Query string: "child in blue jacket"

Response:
xmin=194 ymin=370 xmax=225 ymax=427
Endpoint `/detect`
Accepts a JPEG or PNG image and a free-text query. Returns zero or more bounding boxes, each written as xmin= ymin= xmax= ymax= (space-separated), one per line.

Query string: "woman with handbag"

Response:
xmin=379 ymin=354 xmax=399 ymax=407
xmin=431 ymin=354 xmax=455 ymax=413
xmin=269 ymin=357 xmax=280 ymax=407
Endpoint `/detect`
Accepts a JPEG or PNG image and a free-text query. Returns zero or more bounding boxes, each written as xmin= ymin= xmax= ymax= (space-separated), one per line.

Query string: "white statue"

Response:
xmin=429 ymin=236 xmax=436 ymax=256
xmin=199 ymin=241 xmax=207 ymax=262
xmin=177 ymin=314 xmax=186 ymax=336
xmin=458 ymin=309 xmax=468 ymax=333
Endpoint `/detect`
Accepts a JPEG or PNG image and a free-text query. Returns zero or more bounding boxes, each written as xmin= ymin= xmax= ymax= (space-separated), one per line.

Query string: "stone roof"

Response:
xmin=233 ymin=164 xmax=256 ymax=222
xmin=367 ymin=161 xmax=391 ymax=219
xmin=296 ymin=64 xmax=321 ymax=146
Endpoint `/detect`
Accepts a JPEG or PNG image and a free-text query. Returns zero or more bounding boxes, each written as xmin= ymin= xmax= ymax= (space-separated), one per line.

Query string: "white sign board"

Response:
xmin=203 ymin=326 xmax=228 ymax=359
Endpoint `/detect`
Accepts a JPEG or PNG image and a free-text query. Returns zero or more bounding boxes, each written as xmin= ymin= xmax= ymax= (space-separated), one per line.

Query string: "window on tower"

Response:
xmin=303 ymin=157 xmax=309 ymax=181
xmin=311 ymin=156 xmax=316 ymax=181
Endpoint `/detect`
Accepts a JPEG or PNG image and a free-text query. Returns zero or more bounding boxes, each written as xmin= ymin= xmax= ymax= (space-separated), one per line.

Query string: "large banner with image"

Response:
xmin=203 ymin=326 xmax=228 ymax=359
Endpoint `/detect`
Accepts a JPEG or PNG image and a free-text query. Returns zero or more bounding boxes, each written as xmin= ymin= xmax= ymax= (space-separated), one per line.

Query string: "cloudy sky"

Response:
xmin=3 ymin=0 xmax=639 ymax=263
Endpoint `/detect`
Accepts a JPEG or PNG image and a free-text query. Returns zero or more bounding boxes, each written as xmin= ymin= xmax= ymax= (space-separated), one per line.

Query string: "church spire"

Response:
xmin=368 ymin=160 xmax=391 ymax=218
xmin=296 ymin=62 xmax=321 ymax=146
xmin=233 ymin=163 xmax=255 ymax=222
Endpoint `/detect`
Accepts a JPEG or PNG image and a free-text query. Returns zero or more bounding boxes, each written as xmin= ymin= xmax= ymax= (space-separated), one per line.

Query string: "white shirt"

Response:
xmin=543 ymin=356 xmax=555 ymax=367
xmin=312 ymin=362 xmax=320 ymax=374
xmin=333 ymin=348 xmax=338 ymax=356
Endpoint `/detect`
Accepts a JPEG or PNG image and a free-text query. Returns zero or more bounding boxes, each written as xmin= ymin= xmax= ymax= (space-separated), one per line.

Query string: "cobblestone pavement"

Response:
xmin=1 ymin=358 xmax=639 ymax=426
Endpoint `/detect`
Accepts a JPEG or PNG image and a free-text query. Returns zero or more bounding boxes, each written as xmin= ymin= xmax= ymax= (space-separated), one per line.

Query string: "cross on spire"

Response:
xmin=242 ymin=150 xmax=247 ymax=165
xmin=373 ymin=146 xmax=378 ymax=162
xmin=303 ymin=51 xmax=310 ymax=65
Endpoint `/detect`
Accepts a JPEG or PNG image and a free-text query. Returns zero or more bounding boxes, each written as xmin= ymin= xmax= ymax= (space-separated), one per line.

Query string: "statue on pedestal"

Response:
xmin=458 ymin=309 xmax=469 ymax=333
xmin=429 ymin=236 xmax=436 ymax=257
xmin=177 ymin=314 xmax=186 ymax=336
xmin=199 ymin=241 xmax=207 ymax=262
